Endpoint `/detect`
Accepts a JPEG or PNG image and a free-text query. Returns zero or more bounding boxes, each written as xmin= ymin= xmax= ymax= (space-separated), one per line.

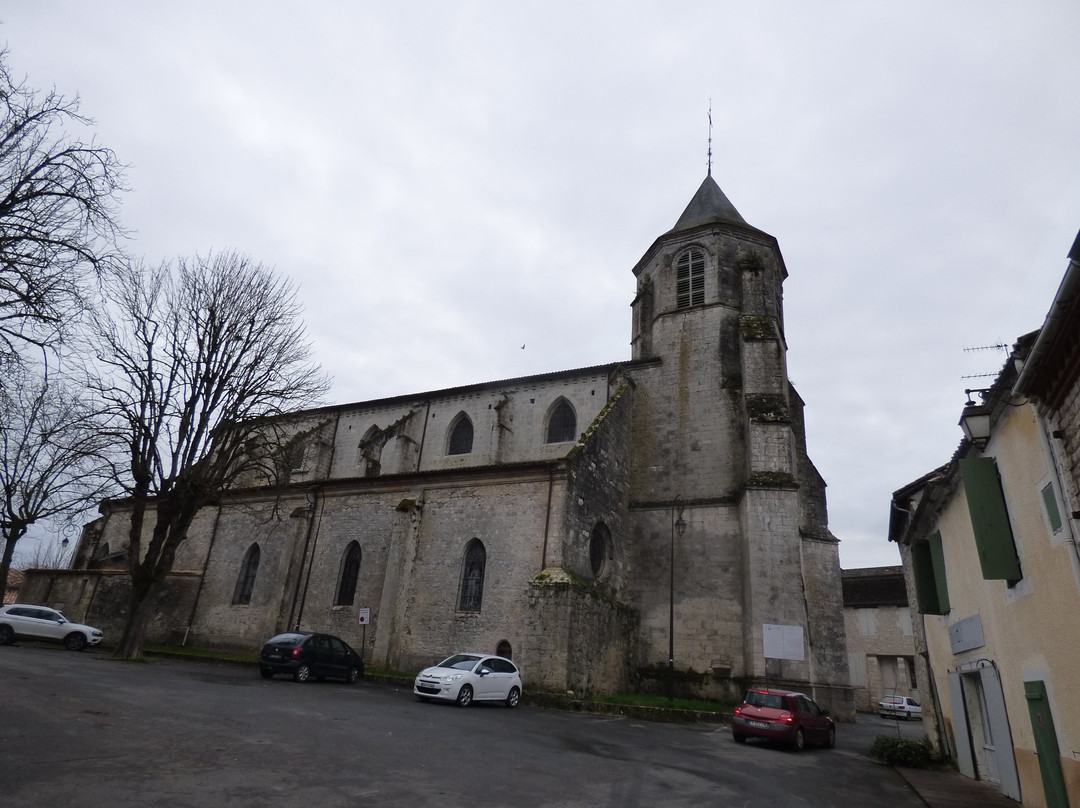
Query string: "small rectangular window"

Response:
xmin=1040 ymin=481 xmax=1063 ymax=534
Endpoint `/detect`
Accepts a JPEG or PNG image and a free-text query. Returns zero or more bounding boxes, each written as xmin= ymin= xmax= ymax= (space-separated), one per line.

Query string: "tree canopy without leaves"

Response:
xmin=88 ymin=252 xmax=329 ymax=658
xmin=0 ymin=48 xmax=125 ymax=375
xmin=0 ymin=367 xmax=116 ymax=593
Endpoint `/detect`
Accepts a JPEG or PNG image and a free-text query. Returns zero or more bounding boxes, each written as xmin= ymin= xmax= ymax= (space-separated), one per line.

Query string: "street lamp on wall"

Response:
xmin=959 ymin=388 xmax=992 ymax=445
xmin=668 ymin=495 xmax=687 ymax=702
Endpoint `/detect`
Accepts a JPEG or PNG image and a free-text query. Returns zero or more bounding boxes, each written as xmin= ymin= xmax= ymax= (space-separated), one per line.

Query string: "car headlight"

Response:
xmin=442 ymin=674 xmax=463 ymax=683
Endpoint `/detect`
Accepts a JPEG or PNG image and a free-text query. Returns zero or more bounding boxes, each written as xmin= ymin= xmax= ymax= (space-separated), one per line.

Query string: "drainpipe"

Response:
xmin=287 ymin=487 xmax=320 ymax=630
xmin=293 ymin=487 xmax=327 ymax=631
xmin=182 ymin=503 xmax=223 ymax=646
xmin=415 ymin=400 xmax=432 ymax=471
xmin=540 ymin=468 xmax=554 ymax=569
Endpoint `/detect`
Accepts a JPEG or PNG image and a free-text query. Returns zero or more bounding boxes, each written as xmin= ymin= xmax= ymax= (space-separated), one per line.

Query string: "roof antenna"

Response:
xmin=707 ymin=100 xmax=713 ymax=177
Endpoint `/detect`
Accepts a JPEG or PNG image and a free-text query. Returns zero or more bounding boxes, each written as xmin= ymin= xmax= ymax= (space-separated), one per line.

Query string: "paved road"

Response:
xmin=0 ymin=645 xmax=929 ymax=807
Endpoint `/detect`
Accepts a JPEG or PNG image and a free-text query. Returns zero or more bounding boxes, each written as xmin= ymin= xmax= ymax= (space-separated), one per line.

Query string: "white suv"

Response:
xmin=0 ymin=604 xmax=104 ymax=651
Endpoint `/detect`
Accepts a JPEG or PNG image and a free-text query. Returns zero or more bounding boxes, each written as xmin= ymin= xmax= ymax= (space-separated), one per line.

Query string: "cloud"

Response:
xmin=3 ymin=1 xmax=1079 ymax=570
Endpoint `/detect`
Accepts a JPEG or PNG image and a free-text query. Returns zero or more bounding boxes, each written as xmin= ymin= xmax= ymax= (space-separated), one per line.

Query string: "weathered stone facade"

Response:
xmin=841 ymin=566 xmax=920 ymax=713
xmin=53 ymin=173 xmax=852 ymax=714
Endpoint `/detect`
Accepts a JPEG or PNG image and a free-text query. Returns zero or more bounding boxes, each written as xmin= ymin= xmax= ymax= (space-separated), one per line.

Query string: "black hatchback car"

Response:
xmin=258 ymin=632 xmax=364 ymax=683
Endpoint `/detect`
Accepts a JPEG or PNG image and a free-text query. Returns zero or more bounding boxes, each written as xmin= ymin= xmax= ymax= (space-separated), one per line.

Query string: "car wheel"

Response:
xmin=506 ymin=686 xmax=520 ymax=708
xmin=293 ymin=663 xmax=311 ymax=683
xmin=347 ymin=666 xmax=361 ymax=684
xmin=417 ymin=695 xmax=431 ymax=702
xmin=733 ymin=733 xmax=747 ymax=744
xmin=260 ymin=669 xmax=273 ymax=679
xmin=793 ymin=728 xmax=805 ymax=751
xmin=824 ymin=726 xmax=835 ymax=749
xmin=456 ymin=684 xmax=473 ymax=707
xmin=64 ymin=632 xmax=87 ymax=651
xmin=0 ymin=625 xmax=13 ymax=645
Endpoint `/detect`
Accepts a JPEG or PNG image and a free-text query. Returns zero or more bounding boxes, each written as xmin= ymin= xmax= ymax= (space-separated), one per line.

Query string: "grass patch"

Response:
xmin=143 ymin=644 xmax=257 ymax=664
xmin=364 ymin=665 xmax=413 ymax=679
xmin=591 ymin=693 xmax=734 ymax=713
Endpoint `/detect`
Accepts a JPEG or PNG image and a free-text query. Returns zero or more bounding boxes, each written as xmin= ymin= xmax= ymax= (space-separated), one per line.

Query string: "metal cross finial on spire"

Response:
xmin=707 ymin=100 xmax=713 ymax=177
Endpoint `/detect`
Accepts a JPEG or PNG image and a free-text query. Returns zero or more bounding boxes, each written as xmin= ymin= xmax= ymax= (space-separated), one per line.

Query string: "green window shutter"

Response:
xmin=1041 ymin=482 xmax=1063 ymax=534
xmin=928 ymin=532 xmax=950 ymax=612
xmin=911 ymin=536 xmax=947 ymax=615
xmin=960 ymin=457 xmax=1022 ymax=580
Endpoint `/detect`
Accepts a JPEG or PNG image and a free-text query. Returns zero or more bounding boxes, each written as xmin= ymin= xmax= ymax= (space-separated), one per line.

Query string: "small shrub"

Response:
xmin=870 ymin=735 xmax=933 ymax=768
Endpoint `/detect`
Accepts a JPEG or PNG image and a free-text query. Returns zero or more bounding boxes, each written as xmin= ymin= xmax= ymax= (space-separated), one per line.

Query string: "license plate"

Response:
xmin=747 ymin=720 xmax=770 ymax=728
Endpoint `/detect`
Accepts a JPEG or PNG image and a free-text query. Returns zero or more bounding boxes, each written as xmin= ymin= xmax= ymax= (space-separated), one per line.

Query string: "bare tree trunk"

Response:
xmin=0 ymin=525 xmax=27 ymax=600
xmin=114 ymin=574 xmax=156 ymax=659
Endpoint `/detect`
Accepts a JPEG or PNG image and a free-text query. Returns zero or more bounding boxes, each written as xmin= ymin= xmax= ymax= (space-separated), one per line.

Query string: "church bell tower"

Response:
xmin=626 ymin=171 xmax=849 ymax=707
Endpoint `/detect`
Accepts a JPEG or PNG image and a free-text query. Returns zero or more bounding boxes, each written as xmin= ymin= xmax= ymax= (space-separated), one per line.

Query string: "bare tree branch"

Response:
xmin=0 ymin=48 xmax=127 ymax=378
xmin=0 ymin=365 xmax=117 ymax=590
xmin=86 ymin=251 xmax=330 ymax=658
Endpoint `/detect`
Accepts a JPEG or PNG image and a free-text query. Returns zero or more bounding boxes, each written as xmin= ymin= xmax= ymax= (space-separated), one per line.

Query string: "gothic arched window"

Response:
xmin=458 ymin=539 xmax=486 ymax=612
xmin=447 ymin=413 xmax=474 ymax=455
xmin=232 ymin=543 xmax=261 ymax=605
xmin=545 ymin=399 xmax=576 ymax=444
xmin=676 ymin=247 xmax=705 ymax=308
xmin=335 ymin=541 xmax=362 ymax=606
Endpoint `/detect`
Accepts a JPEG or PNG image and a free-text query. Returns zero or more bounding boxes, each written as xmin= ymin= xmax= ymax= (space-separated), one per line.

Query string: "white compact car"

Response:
xmin=414 ymin=653 xmax=522 ymax=708
xmin=879 ymin=695 xmax=922 ymax=720
xmin=0 ymin=604 xmax=104 ymax=651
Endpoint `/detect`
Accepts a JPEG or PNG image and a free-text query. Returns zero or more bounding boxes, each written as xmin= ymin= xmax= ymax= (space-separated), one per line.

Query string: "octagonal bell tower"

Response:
xmin=625 ymin=172 xmax=849 ymax=711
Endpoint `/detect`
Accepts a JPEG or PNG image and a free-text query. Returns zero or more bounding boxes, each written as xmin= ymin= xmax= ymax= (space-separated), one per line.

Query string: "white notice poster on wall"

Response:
xmin=762 ymin=623 xmax=804 ymax=661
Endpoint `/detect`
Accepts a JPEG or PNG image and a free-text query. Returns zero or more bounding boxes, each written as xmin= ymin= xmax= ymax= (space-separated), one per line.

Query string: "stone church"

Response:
xmin=52 ymin=171 xmax=851 ymax=711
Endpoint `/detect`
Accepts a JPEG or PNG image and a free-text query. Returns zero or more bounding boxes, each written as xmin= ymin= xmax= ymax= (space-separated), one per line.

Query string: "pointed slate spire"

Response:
xmin=669 ymin=174 xmax=747 ymax=233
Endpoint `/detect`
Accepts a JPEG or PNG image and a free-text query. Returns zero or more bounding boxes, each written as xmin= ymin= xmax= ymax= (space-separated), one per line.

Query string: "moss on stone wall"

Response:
xmin=739 ymin=314 xmax=777 ymax=341
xmin=744 ymin=471 xmax=798 ymax=489
xmin=737 ymin=251 xmax=766 ymax=273
xmin=529 ymin=567 xmax=634 ymax=615
xmin=744 ymin=393 xmax=789 ymax=422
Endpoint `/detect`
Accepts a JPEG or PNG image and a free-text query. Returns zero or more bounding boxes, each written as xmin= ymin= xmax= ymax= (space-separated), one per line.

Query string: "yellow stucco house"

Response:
xmin=890 ymin=231 xmax=1080 ymax=808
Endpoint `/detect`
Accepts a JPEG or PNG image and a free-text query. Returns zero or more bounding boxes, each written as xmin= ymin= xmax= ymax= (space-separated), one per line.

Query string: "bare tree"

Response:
xmin=88 ymin=252 xmax=329 ymax=659
xmin=0 ymin=48 xmax=125 ymax=375
xmin=0 ymin=368 xmax=116 ymax=592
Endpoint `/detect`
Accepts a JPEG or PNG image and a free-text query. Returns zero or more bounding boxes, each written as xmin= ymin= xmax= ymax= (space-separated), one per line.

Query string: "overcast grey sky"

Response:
xmin=5 ymin=2 xmax=1079 ymax=570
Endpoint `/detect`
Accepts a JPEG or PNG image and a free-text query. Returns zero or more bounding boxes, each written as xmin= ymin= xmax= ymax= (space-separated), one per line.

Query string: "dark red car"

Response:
xmin=731 ymin=688 xmax=835 ymax=750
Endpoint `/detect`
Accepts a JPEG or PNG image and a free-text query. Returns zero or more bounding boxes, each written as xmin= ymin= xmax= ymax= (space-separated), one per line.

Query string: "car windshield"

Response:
xmin=438 ymin=654 xmax=482 ymax=670
xmin=267 ymin=633 xmax=308 ymax=644
xmin=744 ymin=691 xmax=785 ymax=709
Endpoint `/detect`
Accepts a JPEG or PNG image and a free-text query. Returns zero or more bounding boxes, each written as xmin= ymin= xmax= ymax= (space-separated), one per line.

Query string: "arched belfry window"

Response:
xmin=447 ymin=413 xmax=474 ymax=455
xmin=335 ymin=541 xmax=362 ymax=606
xmin=458 ymin=539 xmax=486 ymax=612
xmin=232 ymin=543 xmax=261 ymax=605
xmin=676 ymin=248 xmax=705 ymax=308
xmin=545 ymin=399 xmax=576 ymax=444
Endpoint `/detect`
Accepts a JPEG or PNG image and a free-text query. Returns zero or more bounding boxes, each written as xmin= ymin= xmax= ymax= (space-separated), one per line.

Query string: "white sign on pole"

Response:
xmin=762 ymin=623 xmax=804 ymax=661
xmin=358 ymin=608 xmax=371 ymax=625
